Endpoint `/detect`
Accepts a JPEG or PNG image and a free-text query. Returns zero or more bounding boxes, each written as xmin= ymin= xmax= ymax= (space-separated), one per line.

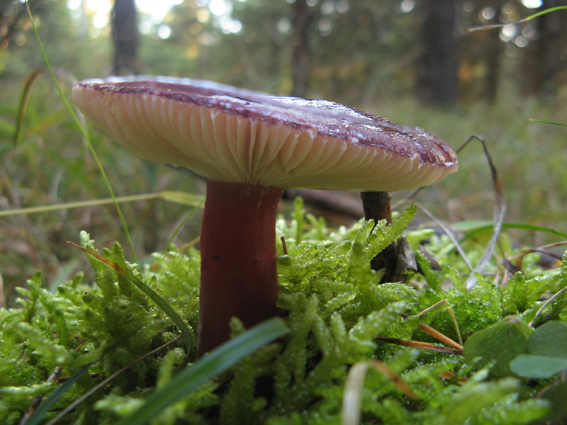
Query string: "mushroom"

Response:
xmin=72 ymin=76 xmax=458 ymax=355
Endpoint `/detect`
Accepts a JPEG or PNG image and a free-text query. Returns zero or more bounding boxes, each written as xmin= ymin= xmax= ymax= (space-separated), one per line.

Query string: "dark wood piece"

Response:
xmin=112 ymin=0 xmax=140 ymax=75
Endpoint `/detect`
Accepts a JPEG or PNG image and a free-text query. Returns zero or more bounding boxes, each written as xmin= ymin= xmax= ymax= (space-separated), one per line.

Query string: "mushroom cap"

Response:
xmin=72 ymin=76 xmax=457 ymax=191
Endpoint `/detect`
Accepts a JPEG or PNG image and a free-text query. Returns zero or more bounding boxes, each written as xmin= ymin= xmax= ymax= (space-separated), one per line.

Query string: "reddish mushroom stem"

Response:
xmin=198 ymin=180 xmax=284 ymax=355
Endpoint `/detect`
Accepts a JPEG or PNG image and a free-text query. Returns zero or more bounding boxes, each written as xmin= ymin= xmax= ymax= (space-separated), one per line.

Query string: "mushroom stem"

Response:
xmin=360 ymin=191 xmax=397 ymax=281
xmin=360 ymin=191 xmax=392 ymax=225
xmin=198 ymin=180 xmax=284 ymax=356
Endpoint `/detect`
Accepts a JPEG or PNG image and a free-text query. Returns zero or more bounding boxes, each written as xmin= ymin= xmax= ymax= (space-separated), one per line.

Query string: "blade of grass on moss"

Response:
xmin=23 ymin=361 xmax=95 ymax=425
xmin=116 ymin=317 xmax=289 ymax=425
xmin=44 ymin=336 xmax=182 ymax=425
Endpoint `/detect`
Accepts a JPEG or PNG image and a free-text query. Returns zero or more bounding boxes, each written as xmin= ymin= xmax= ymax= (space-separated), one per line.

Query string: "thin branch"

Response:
xmin=415 ymin=299 xmax=463 ymax=347
xmin=529 ymin=286 xmax=567 ymax=327
xmin=377 ymin=337 xmax=462 ymax=355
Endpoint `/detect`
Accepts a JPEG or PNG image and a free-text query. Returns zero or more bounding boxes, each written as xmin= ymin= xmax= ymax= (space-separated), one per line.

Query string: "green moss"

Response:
xmin=1 ymin=201 xmax=566 ymax=424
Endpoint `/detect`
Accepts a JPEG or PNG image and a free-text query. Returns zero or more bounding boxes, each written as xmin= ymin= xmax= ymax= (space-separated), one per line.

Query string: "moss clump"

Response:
xmin=1 ymin=200 xmax=565 ymax=424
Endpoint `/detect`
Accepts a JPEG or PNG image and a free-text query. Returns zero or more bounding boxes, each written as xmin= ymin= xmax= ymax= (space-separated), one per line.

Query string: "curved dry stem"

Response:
xmin=342 ymin=360 xmax=418 ymax=425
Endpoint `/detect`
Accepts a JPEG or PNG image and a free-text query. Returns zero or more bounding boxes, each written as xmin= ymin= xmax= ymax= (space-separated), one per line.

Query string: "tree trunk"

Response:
xmin=416 ymin=0 xmax=460 ymax=106
xmin=484 ymin=3 xmax=503 ymax=104
xmin=290 ymin=0 xmax=313 ymax=97
xmin=111 ymin=0 xmax=140 ymax=75
xmin=521 ymin=0 xmax=567 ymax=95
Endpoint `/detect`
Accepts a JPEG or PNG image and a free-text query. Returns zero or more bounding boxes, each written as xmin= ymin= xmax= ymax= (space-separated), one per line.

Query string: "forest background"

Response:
xmin=0 ymin=0 xmax=566 ymax=306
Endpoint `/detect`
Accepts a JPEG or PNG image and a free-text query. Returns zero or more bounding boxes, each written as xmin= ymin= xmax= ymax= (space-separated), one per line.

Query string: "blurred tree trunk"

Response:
xmin=112 ymin=0 xmax=140 ymax=75
xmin=521 ymin=0 xmax=567 ymax=95
xmin=290 ymin=0 xmax=313 ymax=97
xmin=416 ymin=0 xmax=460 ymax=106
xmin=484 ymin=3 xmax=503 ymax=103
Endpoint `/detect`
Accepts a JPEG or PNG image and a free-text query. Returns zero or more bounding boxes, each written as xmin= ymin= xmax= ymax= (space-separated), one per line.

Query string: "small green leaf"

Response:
xmin=528 ymin=321 xmax=567 ymax=359
xmin=510 ymin=322 xmax=567 ymax=379
xmin=510 ymin=354 xmax=567 ymax=379
xmin=464 ymin=317 xmax=531 ymax=377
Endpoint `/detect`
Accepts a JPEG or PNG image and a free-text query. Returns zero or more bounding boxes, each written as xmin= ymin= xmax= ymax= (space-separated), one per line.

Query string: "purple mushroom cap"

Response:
xmin=72 ymin=76 xmax=458 ymax=191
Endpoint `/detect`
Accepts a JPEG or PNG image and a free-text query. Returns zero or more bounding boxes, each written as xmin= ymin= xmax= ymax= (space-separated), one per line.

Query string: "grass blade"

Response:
xmin=522 ymin=6 xmax=567 ymax=22
xmin=529 ymin=118 xmax=567 ymax=127
xmin=0 ymin=191 xmax=204 ymax=217
xmin=44 ymin=336 xmax=182 ymax=425
xmin=14 ymin=68 xmax=45 ymax=147
xmin=115 ymin=317 xmax=289 ymax=425
xmin=160 ymin=191 xmax=206 ymax=206
xmin=469 ymin=6 xmax=567 ymax=31
xmin=22 ymin=361 xmax=94 ymax=425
